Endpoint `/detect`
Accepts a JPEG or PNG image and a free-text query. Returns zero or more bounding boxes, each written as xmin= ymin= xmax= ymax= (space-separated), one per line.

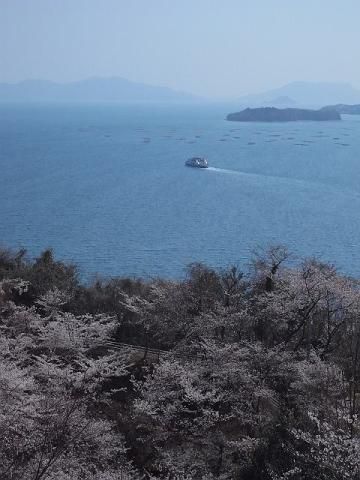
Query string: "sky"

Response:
xmin=1 ymin=0 xmax=359 ymax=98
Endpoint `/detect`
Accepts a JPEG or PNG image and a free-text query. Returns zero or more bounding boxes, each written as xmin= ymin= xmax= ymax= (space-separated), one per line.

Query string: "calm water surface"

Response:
xmin=1 ymin=103 xmax=359 ymax=278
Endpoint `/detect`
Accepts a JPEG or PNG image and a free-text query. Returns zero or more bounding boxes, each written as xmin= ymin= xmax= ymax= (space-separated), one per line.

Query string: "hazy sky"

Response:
xmin=1 ymin=0 xmax=359 ymax=97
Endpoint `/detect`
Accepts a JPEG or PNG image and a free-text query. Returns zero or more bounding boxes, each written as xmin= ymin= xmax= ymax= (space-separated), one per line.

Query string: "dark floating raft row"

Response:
xmin=135 ymin=130 xmax=352 ymax=148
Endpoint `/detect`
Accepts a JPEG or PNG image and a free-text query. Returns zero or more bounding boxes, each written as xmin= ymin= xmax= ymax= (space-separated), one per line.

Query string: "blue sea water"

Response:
xmin=1 ymin=102 xmax=360 ymax=279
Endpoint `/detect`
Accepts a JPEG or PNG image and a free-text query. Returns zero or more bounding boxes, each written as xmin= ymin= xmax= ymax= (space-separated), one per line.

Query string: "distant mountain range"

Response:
xmin=0 ymin=77 xmax=200 ymax=103
xmin=2 ymin=78 xmax=360 ymax=107
xmin=237 ymin=82 xmax=360 ymax=108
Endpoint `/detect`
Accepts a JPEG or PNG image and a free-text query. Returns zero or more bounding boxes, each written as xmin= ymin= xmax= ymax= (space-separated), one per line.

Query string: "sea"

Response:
xmin=1 ymin=102 xmax=360 ymax=280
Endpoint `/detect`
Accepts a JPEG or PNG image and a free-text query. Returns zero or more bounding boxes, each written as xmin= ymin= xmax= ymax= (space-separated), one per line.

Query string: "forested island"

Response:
xmin=226 ymin=107 xmax=341 ymax=122
xmin=1 ymin=246 xmax=360 ymax=479
xmin=322 ymin=104 xmax=360 ymax=115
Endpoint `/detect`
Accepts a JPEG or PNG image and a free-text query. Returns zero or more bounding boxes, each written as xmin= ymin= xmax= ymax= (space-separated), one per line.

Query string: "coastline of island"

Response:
xmin=226 ymin=106 xmax=341 ymax=122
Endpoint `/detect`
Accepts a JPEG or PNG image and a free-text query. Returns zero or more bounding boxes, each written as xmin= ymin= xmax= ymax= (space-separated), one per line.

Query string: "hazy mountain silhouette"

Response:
xmin=0 ymin=77 xmax=201 ymax=103
xmin=264 ymin=96 xmax=297 ymax=107
xmin=237 ymin=81 xmax=360 ymax=107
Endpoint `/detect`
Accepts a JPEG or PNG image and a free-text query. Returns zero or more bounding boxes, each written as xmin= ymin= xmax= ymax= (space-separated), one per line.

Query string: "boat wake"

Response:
xmin=207 ymin=166 xmax=275 ymax=182
xmin=207 ymin=166 xmax=360 ymax=200
xmin=207 ymin=166 xmax=311 ymax=185
xmin=207 ymin=167 xmax=244 ymax=175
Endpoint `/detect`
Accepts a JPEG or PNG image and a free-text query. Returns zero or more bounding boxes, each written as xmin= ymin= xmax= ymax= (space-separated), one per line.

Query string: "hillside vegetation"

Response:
xmin=1 ymin=246 xmax=360 ymax=479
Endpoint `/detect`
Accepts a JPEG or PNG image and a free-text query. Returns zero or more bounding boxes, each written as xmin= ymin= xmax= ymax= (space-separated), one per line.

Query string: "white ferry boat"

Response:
xmin=185 ymin=157 xmax=208 ymax=168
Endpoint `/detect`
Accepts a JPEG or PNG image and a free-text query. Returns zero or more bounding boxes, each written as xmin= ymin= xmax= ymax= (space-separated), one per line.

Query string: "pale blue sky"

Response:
xmin=1 ymin=0 xmax=359 ymax=97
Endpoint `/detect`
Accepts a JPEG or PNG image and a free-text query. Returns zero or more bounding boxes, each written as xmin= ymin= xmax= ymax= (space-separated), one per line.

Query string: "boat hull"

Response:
xmin=185 ymin=164 xmax=208 ymax=168
xmin=185 ymin=157 xmax=208 ymax=168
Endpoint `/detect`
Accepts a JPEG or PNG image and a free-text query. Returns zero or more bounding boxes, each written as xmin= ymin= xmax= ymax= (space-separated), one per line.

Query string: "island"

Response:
xmin=226 ymin=107 xmax=341 ymax=122
xmin=322 ymin=104 xmax=360 ymax=115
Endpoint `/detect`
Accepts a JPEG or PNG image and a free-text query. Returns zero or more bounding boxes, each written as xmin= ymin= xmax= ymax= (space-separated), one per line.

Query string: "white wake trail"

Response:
xmin=207 ymin=167 xmax=244 ymax=175
xmin=206 ymin=166 xmax=360 ymax=200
